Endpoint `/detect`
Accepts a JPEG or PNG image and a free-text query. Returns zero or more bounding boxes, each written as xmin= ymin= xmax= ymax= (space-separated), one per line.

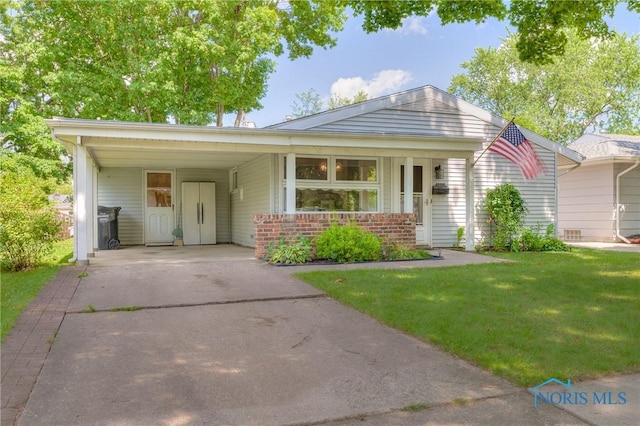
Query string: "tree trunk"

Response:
xmin=216 ymin=104 xmax=224 ymax=127
xmin=234 ymin=109 xmax=245 ymax=127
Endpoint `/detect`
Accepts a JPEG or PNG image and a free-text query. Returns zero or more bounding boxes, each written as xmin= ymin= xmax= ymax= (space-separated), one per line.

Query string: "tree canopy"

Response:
xmin=346 ymin=0 xmax=639 ymax=65
xmin=1 ymin=0 xmax=346 ymax=127
xmin=448 ymin=30 xmax=640 ymax=144
xmin=1 ymin=0 xmax=346 ymax=181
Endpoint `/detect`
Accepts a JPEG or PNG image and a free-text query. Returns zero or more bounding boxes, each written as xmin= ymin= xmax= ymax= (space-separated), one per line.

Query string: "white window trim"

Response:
xmin=229 ymin=167 xmax=238 ymax=194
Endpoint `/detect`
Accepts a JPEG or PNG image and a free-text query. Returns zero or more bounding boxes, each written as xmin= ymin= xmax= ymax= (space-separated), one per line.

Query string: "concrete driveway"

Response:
xmin=16 ymin=246 xmax=593 ymax=425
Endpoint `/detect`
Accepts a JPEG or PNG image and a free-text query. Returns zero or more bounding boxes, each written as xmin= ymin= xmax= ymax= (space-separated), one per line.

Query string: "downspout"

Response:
xmin=616 ymin=159 xmax=640 ymax=244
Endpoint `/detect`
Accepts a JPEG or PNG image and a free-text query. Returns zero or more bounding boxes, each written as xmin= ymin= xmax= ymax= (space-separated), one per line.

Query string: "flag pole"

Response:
xmin=472 ymin=117 xmax=515 ymax=167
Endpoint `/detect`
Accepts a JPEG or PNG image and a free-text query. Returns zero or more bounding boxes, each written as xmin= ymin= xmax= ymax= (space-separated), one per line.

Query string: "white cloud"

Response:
xmin=330 ymin=69 xmax=414 ymax=99
xmin=384 ymin=16 xmax=432 ymax=36
xmin=399 ymin=17 xmax=429 ymax=35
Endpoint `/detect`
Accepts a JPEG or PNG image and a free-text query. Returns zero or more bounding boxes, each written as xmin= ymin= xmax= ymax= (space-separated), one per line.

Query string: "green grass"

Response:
xmin=295 ymin=249 xmax=640 ymax=387
xmin=1 ymin=238 xmax=74 ymax=341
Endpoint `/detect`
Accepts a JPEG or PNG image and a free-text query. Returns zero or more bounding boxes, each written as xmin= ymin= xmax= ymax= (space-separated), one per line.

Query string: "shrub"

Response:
xmin=484 ymin=183 xmax=527 ymax=251
xmin=0 ymin=157 xmax=61 ymax=271
xmin=513 ymin=223 xmax=570 ymax=252
xmin=314 ymin=221 xmax=382 ymax=263
xmin=454 ymin=226 xmax=465 ymax=248
xmin=265 ymin=235 xmax=312 ymax=264
xmin=382 ymin=242 xmax=431 ymax=260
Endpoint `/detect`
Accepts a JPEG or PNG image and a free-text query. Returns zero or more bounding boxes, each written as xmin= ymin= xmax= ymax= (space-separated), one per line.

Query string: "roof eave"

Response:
xmin=46 ymin=117 xmax=484 ymax=154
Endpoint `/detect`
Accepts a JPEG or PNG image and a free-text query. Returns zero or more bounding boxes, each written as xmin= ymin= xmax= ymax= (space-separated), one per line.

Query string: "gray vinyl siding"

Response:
xmin=431 ymin=158 xmax=466 ymax=247
xmin=430 ymin=140 xmax=558 ymax=248
xmin=310 ymin=106 xmax=494 ymax=138
xmin=616 ymin=164 xmax=640 ymax=238
xmin=472 ymin=142 xmax=557 ymax=246
xmin=231 ymin=154 xmax=271 ymax=247
xmin=559 ymin=163 xmax=616 ymax=241
xmin=176 ymin=169 xmax=230 ymax=243
xmin=97 ymin=168 xmax=144 ymax=245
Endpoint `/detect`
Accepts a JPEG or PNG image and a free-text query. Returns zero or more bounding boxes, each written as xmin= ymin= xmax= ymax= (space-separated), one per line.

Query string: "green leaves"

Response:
xmin=314 ymin=221 xmax=382 ymax=263
xmin=449 ymin=29 xmax=640 ymax=144
xmin=346 ymin=0 xmax=636 ymax=65
xmin=2 ymin=0 xmax=348 ymax=127
xmin=484 ymin=183 xmax=527 ymax=251
xmin=0 ymin=155 xmax=62 ymax=271
xmin=266 ymin=235 xmax=312 ymax=264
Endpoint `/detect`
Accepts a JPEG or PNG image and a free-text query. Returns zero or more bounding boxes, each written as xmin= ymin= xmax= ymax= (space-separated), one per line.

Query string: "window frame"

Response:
xmin=281 ymin=155 xmax=381 ymax=213
xmin=229 ymin=167 xmax=238 ymax=194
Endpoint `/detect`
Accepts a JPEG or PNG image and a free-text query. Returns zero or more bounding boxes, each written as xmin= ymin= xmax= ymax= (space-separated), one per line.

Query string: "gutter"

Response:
xmin=616 ymin=159 xmax=640 ymax=244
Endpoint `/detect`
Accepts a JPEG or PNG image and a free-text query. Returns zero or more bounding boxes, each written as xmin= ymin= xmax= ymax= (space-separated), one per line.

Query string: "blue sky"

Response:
xmin=241 ymin=6 xmax=640 ymax=128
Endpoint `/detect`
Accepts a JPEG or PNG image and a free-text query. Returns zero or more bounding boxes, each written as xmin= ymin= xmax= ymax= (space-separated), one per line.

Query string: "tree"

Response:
xmin=1 ymin=0 xmax=347 ymax=127
xmin=448 ymin=30 xmax=640 ymax=144
xmin=291 ymin=89 xmax=323 ymax=118
xmin=328 ymin=91 xmax=369 ymax=109
xmin=291 ymin=89 xmax=369 ymax=118
xmin=345 ymin=0 xmax=640 ymax=64
xmin=1 ymin=1 xmax=71 ymax=181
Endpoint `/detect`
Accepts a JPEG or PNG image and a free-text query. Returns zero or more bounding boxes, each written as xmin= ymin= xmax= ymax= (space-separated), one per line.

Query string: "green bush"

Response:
xmin=0 ymin=157 xmax=61 ymax=271
xmin=513 ymin=223 xmax=569 ymax=252
xmin=265 ymin=235 xmax=312 ymax=264
xmin=314 ymin=221 xmax=382 ymax=263
xmin=484 ymin=183 xmax=527 ymax=251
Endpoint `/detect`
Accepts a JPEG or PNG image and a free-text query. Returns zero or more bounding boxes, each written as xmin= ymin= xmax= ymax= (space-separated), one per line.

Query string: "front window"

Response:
xmin=336 ymin=159 xmax=377 ymax=182
xmin=294 ymin=157 xmax=328 ymax=180
xmin=296 ymin=188 xmax=378 ymax=212
xmin=283 ymin=156 xmax=380 ymax=212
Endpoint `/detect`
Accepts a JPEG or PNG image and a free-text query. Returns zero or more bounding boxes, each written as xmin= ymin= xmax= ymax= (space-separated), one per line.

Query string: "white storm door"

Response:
xmin=401 ymin=160 xmax=432 ymax=246
xmin=145 ymin=171 xmax=174 ymax=245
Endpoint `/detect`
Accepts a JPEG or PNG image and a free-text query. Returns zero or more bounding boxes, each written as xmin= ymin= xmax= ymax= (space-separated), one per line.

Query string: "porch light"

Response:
xmin=435 ymin=164 xmax=444 ymax=180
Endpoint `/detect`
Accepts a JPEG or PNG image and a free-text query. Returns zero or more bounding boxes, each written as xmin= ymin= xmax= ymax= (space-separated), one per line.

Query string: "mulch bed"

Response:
xmin=266 ymin=255 xmax=444 ymax=266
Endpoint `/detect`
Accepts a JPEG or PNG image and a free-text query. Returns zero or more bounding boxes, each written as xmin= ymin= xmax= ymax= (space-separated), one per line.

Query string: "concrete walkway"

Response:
xmin=2 ymin=246 xmax=637 ymax=425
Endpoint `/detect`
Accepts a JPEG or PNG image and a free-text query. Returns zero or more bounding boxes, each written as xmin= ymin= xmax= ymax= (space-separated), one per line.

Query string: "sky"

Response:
xmin=238 ymin=6 xmax=640 ymax=128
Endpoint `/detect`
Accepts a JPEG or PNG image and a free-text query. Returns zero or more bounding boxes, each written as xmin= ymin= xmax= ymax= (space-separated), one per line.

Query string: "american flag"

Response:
xmin=488 ymin=123 xmax=544 ymax=180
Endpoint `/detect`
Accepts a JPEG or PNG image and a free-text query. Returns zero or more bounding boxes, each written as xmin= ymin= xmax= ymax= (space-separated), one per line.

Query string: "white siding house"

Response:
xmin=559 ymin=134 xmax=640 ymax=243
xmin=47 ymin=85 xmax=582 ymax=264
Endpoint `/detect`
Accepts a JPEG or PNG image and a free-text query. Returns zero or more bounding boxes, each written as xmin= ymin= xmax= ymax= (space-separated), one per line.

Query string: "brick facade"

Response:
xmin=253 ymin=213 xmax=416 ymax=258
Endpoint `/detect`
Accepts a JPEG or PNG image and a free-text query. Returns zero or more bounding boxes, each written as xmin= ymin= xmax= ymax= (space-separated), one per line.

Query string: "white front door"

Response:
xmin=145 ymin=171 xmax=174 ymax=245
xmin=401 ymin=159 xmax=432 ymax=246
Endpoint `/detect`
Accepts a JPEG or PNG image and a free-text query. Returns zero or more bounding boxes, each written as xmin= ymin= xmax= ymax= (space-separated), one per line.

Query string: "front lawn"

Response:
xmin=1 ymin=238 xmax=74 ymax=341
xmin=294 ymin=249 xmax=640 ymax=387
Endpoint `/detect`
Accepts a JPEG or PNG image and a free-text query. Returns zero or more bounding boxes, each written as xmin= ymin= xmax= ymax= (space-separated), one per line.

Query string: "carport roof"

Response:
xmin=46 ymin=117 xmax=484 ymax=170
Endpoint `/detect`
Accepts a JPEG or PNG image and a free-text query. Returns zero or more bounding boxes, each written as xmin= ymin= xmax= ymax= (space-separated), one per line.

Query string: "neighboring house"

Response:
xmin=558 ymin=133 xmax=640 ymax=243
xmin=46 ymin=85 xmax=582 ymax=264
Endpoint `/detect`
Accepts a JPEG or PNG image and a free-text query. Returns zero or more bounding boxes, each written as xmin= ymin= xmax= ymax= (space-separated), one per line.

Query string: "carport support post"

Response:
xmin=73 ymin=140 xmax=90 ymax=266
xmin=465 ymin=157 xmax=475 ymax=251
xmin=85 ymin=159 xmax=95 ymax=258
xmin=286 ymin=153 xmax=296 ymax=214
xmin=404 ymin=157 xmax=413 ymax=215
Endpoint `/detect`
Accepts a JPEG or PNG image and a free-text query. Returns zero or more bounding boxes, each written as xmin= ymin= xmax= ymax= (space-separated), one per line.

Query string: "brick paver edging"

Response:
xmin=1 ymin=265 xmax=85 ymax=426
